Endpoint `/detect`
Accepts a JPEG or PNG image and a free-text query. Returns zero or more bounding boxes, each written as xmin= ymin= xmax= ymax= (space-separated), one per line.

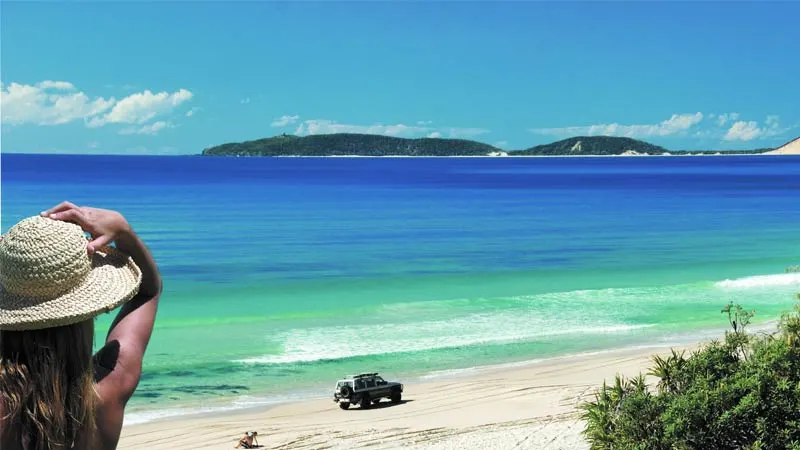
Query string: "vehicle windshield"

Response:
xmin=336 ymin=381 xmax=353 ymax=388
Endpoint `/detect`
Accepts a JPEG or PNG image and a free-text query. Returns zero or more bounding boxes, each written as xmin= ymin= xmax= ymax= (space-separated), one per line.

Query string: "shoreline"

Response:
xmin=122 ymin=316 xmax=785 ymax=427
xmin=118 ymin=270 xmax=798 ymax=429
xmin=123 ymin=339 xmax=695 ymax=426
xmin=119 ymin=342 xmax=702 ymax=449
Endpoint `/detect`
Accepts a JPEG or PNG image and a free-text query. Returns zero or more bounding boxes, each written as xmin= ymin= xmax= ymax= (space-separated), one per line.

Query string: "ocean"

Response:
xmin=2 ymin=154 xmax=800 ymax=424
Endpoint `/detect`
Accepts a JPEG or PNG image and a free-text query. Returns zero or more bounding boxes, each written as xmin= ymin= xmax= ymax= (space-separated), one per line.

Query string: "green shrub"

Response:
xmin=580 ymin=295 xmax=800 ymax=450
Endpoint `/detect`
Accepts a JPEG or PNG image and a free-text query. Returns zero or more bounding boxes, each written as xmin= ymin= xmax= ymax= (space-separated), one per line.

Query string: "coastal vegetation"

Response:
xmin=514 ymin=136 xmax=670 ymax=156
xmin=201 ymin=133 xmax=500 ymax=157
xmin=200 ymin=134 xmax=773 ymax=157
xmin=580 ymin=296 xmax=800 ymax=450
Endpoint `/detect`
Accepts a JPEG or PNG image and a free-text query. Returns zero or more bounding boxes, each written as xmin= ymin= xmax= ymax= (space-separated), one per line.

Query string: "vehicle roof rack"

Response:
xmin=351 ymin=373 xmax=379 ymax=378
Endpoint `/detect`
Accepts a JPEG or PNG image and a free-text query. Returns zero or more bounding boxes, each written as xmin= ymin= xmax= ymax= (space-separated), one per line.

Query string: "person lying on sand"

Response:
xmin=234 ymin=431 xmax=259 ymax=448
xmin=0 ymin=203 xmax=162 ymax=450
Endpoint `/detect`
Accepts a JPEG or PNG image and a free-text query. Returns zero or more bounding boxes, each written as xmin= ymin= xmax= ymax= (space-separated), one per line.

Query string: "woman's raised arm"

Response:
xmin=43 ymin=202 xmax=162 ymax=404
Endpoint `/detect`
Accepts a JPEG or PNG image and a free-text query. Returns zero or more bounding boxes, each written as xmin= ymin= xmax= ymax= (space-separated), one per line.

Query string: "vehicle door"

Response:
xmin=373 ymin=376 xmax=389 ymax=397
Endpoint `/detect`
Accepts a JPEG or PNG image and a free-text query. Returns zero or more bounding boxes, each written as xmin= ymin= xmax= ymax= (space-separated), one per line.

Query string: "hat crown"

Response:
xmin=0 ymin=216 xmax=92 ymax=299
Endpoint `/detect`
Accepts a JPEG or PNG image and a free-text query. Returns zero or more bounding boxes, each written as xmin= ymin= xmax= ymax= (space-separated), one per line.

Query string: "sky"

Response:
xmin=1 ymin=1 xmax=799 ymax=155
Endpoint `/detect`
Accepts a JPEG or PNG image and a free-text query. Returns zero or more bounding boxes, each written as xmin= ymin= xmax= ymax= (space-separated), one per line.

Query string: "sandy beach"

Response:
xmin=118 ymin=344 xmax=694 ymax=450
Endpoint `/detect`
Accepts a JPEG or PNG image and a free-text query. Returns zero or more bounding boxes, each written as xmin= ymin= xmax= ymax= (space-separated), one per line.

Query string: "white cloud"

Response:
xmin=291 ymin=118 xmax=490 ymax=140
xmin=88 ymin=141 xmax=100 ymax=149
xmin=294 ymin=119 xmax=433 ymax=137
xmin=104 ymin=83 xmax=137 ymax=90
xmin=765 ymin=115 xmax=780 ymax=128
xmin=240 ymin=97 xmax=251 ymax=104
xmin=1 ymin=81 xmax=115 ymax=126
xmin=723 ymin=116 xmax=783 ymax=142
xmin=724 ymin=121 xmax=759 ymax=141
xmin=532 ymin=112 xmax=790 ymax=143
xmin=119 ymin=120 xmax=172 ymax=136
xmin=443 ymin=127 xmax=490 ymax=138
xmin=0 ymin=80 xmax=193 ymax=132
xmin=531 ymin=112 xmax=704 ymax=138
xmin=417 ymin=120 xmax=433 ymax=126
xmin=37 ymin=80 xmax=75 ymax=90
xmin=186 ymin=107 xmax=202 ymax=117
xmin=493 ymin=140 xmax=509 ymax=149
xmin=271 ymin=115 xmax=300 ymax=127
xmin=87 ymin=88 xmax=193 ymax=128
xmin=716 ymin=112 xmax=740 ymax=126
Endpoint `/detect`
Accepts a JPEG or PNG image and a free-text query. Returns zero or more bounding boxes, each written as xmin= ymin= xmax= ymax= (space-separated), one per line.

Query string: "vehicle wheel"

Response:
xmin=339 ymin=402 xmax=350 ymax=410
xmin=391 ymin=391 xmax=402 ymax=404
xmin=360 ymin=395 xmax=371 ymax=409
xmin=340 ymin=386 xmax=352 ymax=397
xmin=372 ymin=398 xmax=381 ymax=405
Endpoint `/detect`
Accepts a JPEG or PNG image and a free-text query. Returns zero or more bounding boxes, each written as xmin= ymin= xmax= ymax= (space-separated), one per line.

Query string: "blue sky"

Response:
xmin=1 ymin=1 xmax=798 ymax=154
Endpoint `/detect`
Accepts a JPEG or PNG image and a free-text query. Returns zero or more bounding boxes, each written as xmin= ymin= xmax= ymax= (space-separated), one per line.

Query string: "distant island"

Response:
xmin=201 ymin=134 xmax=503 ymax=157
xmin=200 ymin=134 xmax=789 ymax=157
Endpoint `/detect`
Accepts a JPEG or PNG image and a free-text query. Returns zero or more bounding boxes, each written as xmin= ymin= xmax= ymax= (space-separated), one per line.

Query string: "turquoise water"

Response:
xmin=2 ymin=154 xmax=799 ymax=423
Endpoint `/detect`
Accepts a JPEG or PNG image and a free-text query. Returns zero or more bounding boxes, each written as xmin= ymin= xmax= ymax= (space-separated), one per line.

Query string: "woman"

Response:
xmin=0 ymin=202 xmax=162 ymax=450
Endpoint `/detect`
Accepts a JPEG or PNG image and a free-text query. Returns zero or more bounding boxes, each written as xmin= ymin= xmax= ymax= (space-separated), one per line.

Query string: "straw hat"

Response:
xmin=0 ymin=216 xmax=142 ymax=331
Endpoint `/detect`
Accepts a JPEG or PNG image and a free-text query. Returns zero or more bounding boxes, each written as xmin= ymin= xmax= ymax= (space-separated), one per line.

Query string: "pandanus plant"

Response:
xmin=648 ymin=349 xmax=687 ymax=394
xmin=579 ymin=373 xmax=648 ymax=449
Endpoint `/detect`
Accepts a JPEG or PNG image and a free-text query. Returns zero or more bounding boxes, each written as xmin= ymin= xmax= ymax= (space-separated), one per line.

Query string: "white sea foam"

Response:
xmin=714 ymin=273 xmax=800 ymax=289
xmin=233 ymin=270 xmax=799 ymax=366
xmin=234 ymin=314 xmax=653 ymax=365
xmin=124 ymin=392 xmax=314 ymax=425
xmin=124 ymin=405 xmax=235 ymax=426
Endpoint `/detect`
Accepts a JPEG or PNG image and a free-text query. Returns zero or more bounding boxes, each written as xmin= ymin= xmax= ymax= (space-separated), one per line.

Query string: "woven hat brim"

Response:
xmin=0 ymin=246 xmax=143 ymax=331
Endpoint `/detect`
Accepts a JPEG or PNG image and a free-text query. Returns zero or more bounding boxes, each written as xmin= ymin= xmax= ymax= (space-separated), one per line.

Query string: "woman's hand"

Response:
xmin=41 ymin=201 xmax=133 ymax=253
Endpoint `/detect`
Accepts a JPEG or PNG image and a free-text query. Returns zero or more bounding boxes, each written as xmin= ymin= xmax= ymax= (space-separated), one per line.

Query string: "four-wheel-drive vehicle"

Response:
xmin=333 ymin=373 xmax=403 ymax=410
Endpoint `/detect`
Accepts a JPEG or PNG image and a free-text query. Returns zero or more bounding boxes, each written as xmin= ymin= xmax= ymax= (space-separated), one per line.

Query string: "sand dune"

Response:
xmin=118 ymin=345 xmax=693 ymax=450
xmin=765 ymin=137 xmax=800 ymax=155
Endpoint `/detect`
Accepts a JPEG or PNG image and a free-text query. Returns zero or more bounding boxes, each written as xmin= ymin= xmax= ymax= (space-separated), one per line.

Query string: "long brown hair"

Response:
xmin=0 ymin=319 xmax=97 ymax=449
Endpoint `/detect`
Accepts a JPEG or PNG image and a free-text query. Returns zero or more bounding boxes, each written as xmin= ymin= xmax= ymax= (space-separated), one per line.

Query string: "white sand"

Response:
xmin=118 ymin=344 xmax=694 ymax=449
xmin=765 ymin=137 xmax=800 ymax=155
